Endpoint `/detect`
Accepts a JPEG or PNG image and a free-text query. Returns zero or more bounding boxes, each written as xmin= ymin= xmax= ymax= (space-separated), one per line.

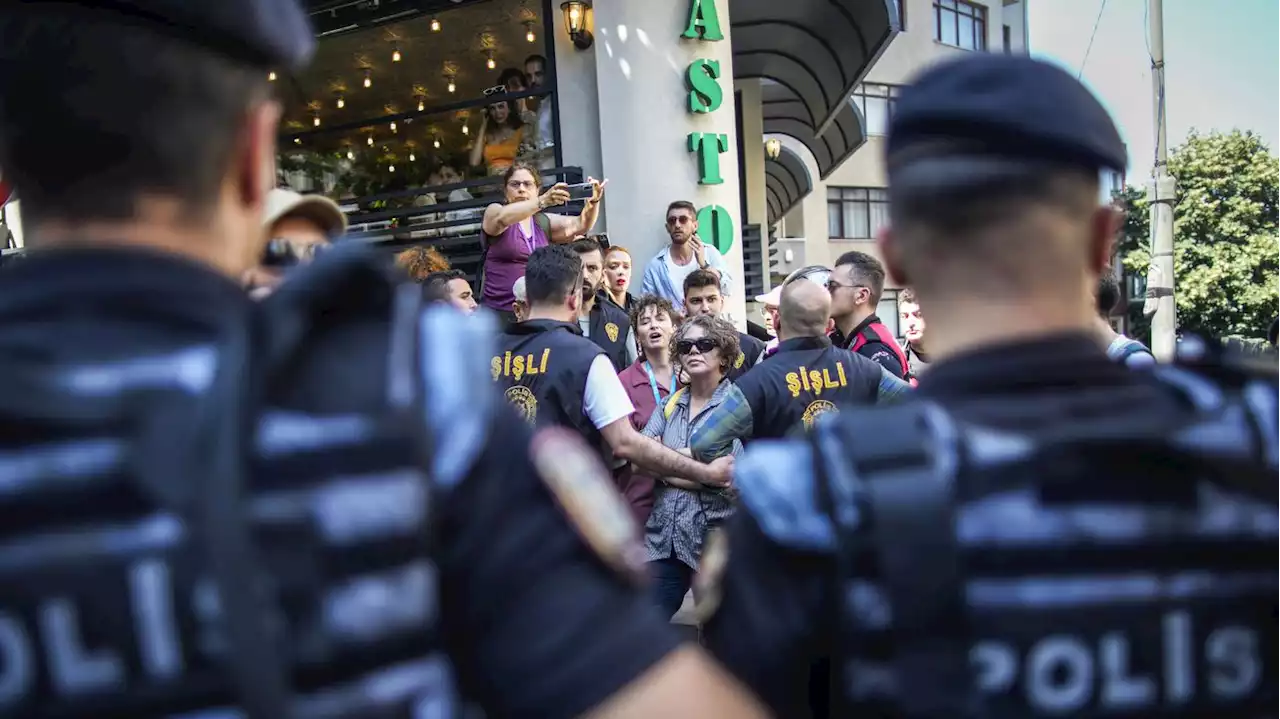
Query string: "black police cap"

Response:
xmin=886 ymin=54 xmax=1126 ymax=187
xmin=52 ymin=0 xmax=315 ymax=71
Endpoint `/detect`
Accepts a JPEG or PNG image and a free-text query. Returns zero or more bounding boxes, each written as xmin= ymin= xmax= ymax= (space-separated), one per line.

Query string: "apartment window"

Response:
xmin=851 ymin=84 xmax=900 ymax=136
xmin=934 ymin=0 xmax=987 ymax=51
xmin=827 ymin=187 xmax=889 ymax=240
xmin=879 ymin=290 xmax=901 ymax=339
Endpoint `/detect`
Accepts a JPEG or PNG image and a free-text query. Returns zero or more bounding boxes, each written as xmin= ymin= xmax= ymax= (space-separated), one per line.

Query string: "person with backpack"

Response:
xmin=698 ymin=54 xmax=1276 ymax=719
xmin=0 ymin=3 xmax=770 ymax=718
xmin=478 ymin=162 xmax=605 ymax=327
xmin=1095 ymin=272 xmax=1156 ymax=367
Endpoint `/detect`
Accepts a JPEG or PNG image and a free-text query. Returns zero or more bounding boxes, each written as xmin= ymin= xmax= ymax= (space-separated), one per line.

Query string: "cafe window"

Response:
xmin=274 ymin=0 xmax=560 ymax=204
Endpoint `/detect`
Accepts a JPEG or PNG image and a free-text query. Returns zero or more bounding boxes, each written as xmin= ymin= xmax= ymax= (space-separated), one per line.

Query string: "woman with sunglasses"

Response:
xmin=469 ymin=83 xmax=530 ymax=175
xmin=640 ymin=314 xmax=742 ymax=621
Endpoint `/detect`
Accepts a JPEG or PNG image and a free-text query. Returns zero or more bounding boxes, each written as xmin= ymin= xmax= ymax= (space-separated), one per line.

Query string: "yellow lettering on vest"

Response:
xmin=512 ymin=354 xmax=525 ymax=380
xmin=808 ymin=369 xmax=823 ymax=396
xmin=490 ymin=356 xmax=502 ymax=381
xmin=491 ymin=349 xmax=554 ymax=380
xmin=785 ymin=372 xmax=802 ymax=398
xmin=836 ymin=362 xmax=847 ymax=387
xmin=799 ymin=365 xmax=812 ymax=392
xmin=539 ymin=348 xmax=551 ymax=373
xmin=524 ymin=353 xmax=538 ymax=375
xmin=822 ymin=367 xmax=847 ymax=390
xmin=504 ymin=351 xmax=512 ymax=377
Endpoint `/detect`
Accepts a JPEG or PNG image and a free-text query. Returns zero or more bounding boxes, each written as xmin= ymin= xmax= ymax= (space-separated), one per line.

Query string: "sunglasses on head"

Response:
xmin=262 ymin=238 xmax=327 ymax=268
xmin=483 ymin=85 xmax=507 ymax=96
xmin=676 ymin=337 xmax=718 ymax=356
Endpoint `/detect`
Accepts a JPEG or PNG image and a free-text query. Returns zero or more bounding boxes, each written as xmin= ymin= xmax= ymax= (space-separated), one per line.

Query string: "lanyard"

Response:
xmin=643 ymin=361 xmax=676 ymax=407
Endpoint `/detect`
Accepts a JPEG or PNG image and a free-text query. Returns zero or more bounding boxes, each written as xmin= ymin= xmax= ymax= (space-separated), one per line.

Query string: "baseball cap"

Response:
xmin=264 ymin=189 xmax=348 ymax=237
xmin=754 ymin=286 xmax=781 ymax=307
xmin=513 ymin=276 xmax=527 ymax=304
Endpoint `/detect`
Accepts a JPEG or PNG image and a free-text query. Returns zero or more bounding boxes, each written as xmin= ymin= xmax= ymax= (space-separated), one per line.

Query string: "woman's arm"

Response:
xmin=548 ymin=177 xmax=607 ymax=243
xmin=482 ymin=184 xmax=569 ymax=237
xmin=469 ymin=114 xmax=489 ymax=168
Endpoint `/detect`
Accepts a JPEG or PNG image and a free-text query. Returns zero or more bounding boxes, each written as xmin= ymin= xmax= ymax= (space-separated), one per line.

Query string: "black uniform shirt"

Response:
xmin=701 ymin=334 xmax=1276 ymax=717
xmin=0 ymin=249 xmax=682 ymax=718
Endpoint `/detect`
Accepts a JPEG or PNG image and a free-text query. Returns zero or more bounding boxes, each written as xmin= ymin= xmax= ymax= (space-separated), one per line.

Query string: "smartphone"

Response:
xmin=563 ymin=182 xmax=594 ymax=201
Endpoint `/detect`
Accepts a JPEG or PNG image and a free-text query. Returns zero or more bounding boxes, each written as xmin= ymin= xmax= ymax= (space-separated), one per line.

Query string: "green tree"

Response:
xmin=1118 ymin=129 xmax=1279 ymax=340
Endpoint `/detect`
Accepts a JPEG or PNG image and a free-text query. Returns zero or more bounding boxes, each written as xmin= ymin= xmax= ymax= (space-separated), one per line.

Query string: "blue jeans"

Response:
xmin=649 ymin=557 xmax=695 ymax=620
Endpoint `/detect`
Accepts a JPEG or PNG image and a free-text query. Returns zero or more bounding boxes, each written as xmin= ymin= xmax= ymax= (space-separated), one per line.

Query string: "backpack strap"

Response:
xmin=811 ymin=403 xmax=978 ymax=719
xmin=663 ymin=386 xmax=686 ymax=420
xmin=534 ymin=210 xmax=552 ymax=238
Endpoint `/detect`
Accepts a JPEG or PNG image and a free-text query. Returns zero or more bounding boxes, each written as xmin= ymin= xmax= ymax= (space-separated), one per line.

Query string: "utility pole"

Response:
xmin=1144 ymin=0 xmax=1177 ymax=359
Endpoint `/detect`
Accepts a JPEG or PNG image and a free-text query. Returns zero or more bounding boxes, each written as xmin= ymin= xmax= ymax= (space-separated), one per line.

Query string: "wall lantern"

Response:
xmin=764 ymin=137 xmax=782 ymax=160
xmin=560 ymin=1 xmax=593 ymax=50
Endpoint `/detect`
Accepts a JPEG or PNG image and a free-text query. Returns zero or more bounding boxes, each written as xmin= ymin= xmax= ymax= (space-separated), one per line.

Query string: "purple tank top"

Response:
xmin=482 ymin=216 xmax=549 ymax=312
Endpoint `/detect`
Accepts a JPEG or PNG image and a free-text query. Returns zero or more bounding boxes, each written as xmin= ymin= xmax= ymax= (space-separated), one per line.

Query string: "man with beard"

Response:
xmin=639 ymin=200 xmax=733 ymax=313
xmin=573 ymin=236 xmax=637 ymax=372
xmin=523 ymin=54 xmax=555 ymax=170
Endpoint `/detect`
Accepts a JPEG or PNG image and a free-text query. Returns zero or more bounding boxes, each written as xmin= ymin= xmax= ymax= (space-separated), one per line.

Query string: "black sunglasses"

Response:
xmin=262 ymin=238 xmax=327 ymax=268
xmin=676 ymin=337 xmax=718 ymax=356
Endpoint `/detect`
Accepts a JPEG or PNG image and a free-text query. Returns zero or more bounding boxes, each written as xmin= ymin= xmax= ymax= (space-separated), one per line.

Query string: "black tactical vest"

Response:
xmin=494 ymin=319 xmax=604 ymax=449
xmin=0 ymin=248 xmax=482 ymax=719
xmin=801 ymin=357 xmax=1279 ymax=718
xmin=733 ymin=336 xmax=883 ymax=439
xmin=727 ymin=331 xmax=767 ymax=382
xmin=585 ymin=293 xmax=631 ymax=372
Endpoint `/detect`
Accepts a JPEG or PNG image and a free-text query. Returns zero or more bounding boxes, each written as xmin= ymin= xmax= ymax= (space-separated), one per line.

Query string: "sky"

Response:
xmin=1028 ymin=0 xmax=1279 ymax=185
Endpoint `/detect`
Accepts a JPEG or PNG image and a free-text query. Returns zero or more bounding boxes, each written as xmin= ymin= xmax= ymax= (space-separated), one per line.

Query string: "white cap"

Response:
xmin=512 ymin=275 xmax=527 ymax=303
xmin=264 ymin=188 xmax=348 ymax=236
xmin=754 ymin=286 xmax=782 ymax=307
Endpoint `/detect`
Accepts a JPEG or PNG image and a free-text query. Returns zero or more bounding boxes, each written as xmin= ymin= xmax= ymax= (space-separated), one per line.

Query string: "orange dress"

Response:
xmin=483 ymin=127 xmax=523 ymax=173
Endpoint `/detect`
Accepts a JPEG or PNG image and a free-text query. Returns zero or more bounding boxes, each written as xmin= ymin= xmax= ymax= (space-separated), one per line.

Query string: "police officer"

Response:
xmin=683 ymin=268 xmax=767 ymax=381
xmin=827 ymin=251 xmax=911 ymax=379
xmin=688 ymin=276 xmax=911 ymax=460
xmin=572 ymin=236 xmax=637 ymax=372
xmin=0 ymin=3 xmax=769 ymax=718
xmin=698 ymin=54 xmax=1278 ymax=718
xmin=497 ymin=244 xmax=734 ymax=488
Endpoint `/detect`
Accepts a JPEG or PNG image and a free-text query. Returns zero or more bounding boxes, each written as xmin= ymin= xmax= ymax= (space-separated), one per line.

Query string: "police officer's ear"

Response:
xmin=876 ymin=225 xmax=910 ymax=287
xmin=1088 ymin=204 xmax=1124 ymax=276
xmin=236 ymin=99 xmax=284 ymax=211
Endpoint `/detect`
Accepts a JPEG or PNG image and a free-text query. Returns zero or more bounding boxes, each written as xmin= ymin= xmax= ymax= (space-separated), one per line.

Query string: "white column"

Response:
xmin=591 ymin=0 xmax=746 ymax=326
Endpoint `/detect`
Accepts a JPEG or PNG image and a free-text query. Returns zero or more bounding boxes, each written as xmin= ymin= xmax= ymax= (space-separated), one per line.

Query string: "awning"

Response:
xmin=732 ymin=0 xmax=898 ymax=178
xmin=764 ymin=143 xmax=813 ymax=226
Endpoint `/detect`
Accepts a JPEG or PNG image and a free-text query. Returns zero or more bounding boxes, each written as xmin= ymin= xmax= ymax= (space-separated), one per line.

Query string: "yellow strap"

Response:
xmin=663 ymin=387 xmax=686 ymax=420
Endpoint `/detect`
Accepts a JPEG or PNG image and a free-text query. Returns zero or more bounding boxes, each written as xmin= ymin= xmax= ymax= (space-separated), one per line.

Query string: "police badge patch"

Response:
xmin=693 ymin=527 xmax=729 ymax=623
xmin=734 ymin=351 xmax=745 ymax=369
xmin=604 ymin=322 xmax=619 ymax=343
xmin=530 ymin=428 xmax=647 ymax=584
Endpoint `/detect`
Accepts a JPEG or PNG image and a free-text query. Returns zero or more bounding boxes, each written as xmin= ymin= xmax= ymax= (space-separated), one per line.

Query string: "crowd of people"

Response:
xmin=0 ymin=0 xmax=1274 ymax=718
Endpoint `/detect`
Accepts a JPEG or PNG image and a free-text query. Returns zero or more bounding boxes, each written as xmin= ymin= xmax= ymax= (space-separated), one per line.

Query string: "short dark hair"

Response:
xmin=524 ymin=54 xmax=547 ymax=68
xmin=497 ymin=67 xmax=526 ymax=88
xmin=834 ymin=251 xmax=886 ymax=304
xmin=0 ymin=8 xmax=270 ymax=226
xmin=1096 ymin=273 xmax=1121 ymax=317
xmin=630 ymin=294 xmax=681 ymax=332
xmin=525 ymin=244 xmax=582 ymax=305
xmin=683 ymin=268 xmax=721 ymax=297
xmin=898 ymin=287 xmax=918 ymax=305
xmin=666 ymin=200 xmax=697 ymax=219
xmin=570 ymin=237 xmax=604 ymax=260
xmin=888 ymin=164 xmax=1101 ymax=295
xmin=423 ymin=269 xmax=466 ymax=303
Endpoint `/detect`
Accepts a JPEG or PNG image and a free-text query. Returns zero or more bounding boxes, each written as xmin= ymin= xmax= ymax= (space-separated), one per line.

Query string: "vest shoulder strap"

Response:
xmin=850 ymin=322 xmax=910 ymax=373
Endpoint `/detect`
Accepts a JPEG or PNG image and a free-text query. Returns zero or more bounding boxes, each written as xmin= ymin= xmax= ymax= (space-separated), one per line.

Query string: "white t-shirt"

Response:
xmin=583 ymin=355 xmax=635 ymax=430
xmin=664 ymin=253 xmax=701 ymax=303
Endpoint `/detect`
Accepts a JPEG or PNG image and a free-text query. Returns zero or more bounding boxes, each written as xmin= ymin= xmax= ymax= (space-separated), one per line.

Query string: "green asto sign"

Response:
xmin=681 ymin=0 xmax=734 ymax=254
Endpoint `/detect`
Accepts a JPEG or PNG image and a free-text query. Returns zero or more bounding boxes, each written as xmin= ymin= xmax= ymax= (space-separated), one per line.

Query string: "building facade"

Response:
xmin=769 ymin=0 xmax=1030 ymax=336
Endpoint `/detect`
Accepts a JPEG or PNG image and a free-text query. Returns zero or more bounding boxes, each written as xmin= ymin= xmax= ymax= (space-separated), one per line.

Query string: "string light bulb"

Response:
xmin=293 ymin=137 xmax=301 ymax=144
xmin=389 ymin=164 xmax=396 ymax=173
xmin=363 ymin=70 xmax=372 ymax=88
xmin=313 ymin=114 xmax=321 ymax=127
xmin=268 ymin=71 xmax=277 ymax=82
xmin=392 ymin=48 xmax=402 ymax=63
xmin=336 ymin=96 xmax=345 ymax=109
xmin=433 ymin=137 xmax=441 ymax=149
xmin=417 ymin=98 xmax=425 ymax=112
xmin=347 ymin=150 xmax=355 ymax=161
xmin=390 ymin=121 xmax=397 ymax=132
xmin=430 ymin=17 xmax=441 ymax=32
xmin=461 ymin=123 xmax=469 ymax=135
xmin=367 ymin=135 xmax=374 ymax=146
xmin=486 ymin=51 xmax=496 ymax=70
xmin=409 ymin=152 xmax=416 ymax=162
xmin=446 ymin=76 xmax=456 ymax=93
xmin=525 ymin=22 xmax=536 ymax=43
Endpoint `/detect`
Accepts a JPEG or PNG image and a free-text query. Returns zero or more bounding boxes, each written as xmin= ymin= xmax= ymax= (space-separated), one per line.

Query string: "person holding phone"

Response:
xmin=480 ymin=163 xmax=607 ymax=325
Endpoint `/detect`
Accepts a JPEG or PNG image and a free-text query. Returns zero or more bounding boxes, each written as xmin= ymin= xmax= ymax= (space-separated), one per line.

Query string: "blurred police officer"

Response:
xmin=699 ymin=54 xmax=1278 ymax=718
xmin=0 ymin=3 xmax=767 ymax=718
